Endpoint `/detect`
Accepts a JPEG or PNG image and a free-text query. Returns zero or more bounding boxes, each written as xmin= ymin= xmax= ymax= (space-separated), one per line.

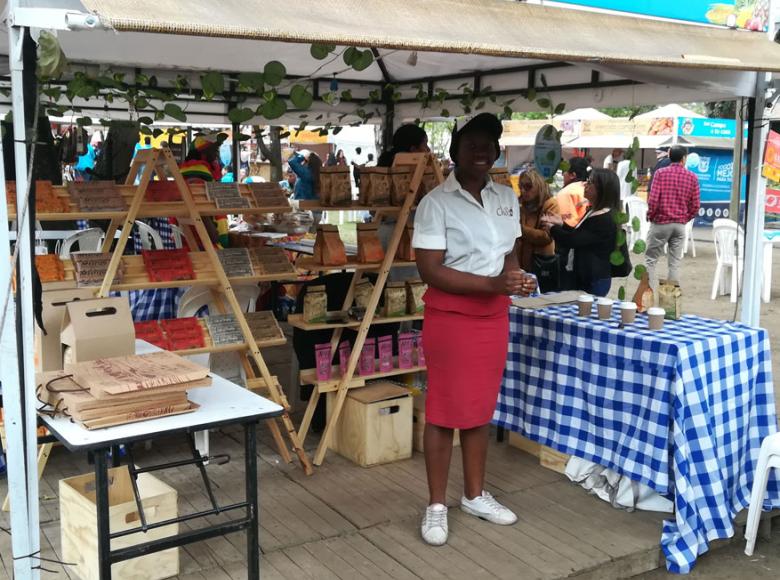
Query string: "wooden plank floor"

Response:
xmin=0 ymin=424 xmax=671 ymax=580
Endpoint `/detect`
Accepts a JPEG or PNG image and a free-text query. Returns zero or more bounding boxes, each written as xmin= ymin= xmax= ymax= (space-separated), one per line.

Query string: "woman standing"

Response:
xmin=377 ymin=124 xmax=430 ymax=167
xmin=413 ymin=113 xmax=537 ymax=546
xmin=541 ymin=168 xmax=620 ymax=297
xmin=516 ymin=169 xmax=559 ymax=274
xmin=287 ymin=149 xmax=322 ymax=201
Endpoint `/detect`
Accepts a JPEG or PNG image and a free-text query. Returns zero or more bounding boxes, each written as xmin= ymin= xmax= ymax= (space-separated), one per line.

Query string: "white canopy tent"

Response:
xmin=634 ymin=103 xmax=707 ymax=119
xmin=2 ymin=1 xmax=779 ymax=578
xmin=557 ymin=107 xmax=611 ymax=121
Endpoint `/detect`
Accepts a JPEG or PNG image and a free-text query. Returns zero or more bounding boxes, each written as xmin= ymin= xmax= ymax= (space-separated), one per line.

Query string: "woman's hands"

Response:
xmin=539 ymin=212 xmax=563 ymax=231
xmin=491 ymin=270 xmax=538 ymax=296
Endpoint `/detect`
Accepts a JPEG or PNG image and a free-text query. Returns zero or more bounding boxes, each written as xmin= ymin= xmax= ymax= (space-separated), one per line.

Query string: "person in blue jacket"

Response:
xmin=287 ymin=149 xmax=322 ymax=201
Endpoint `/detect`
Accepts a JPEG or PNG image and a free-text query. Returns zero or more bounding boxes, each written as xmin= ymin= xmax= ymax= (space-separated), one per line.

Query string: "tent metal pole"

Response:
xmin=740 ymin=4 xmax=777 ymax=326
xmin=730 ymin=98 xmax=745 ymax=221
xmin=232 ymin=122 xmax=240 ymax=180
xmin=4 ymin=11 xmax=40 ymax=580
xmin=740 ymin=76 xmax=770 ymax=326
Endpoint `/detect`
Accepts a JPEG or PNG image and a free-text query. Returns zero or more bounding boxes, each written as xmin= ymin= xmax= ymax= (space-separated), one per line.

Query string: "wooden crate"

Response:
xmin=412 ymin=393 xmax=460 ymax=453
xmin=60 ymin=466 xmax=179 ymax=580
xmin=508 ymin=431 xmax=570 ymax=474
xmin=326 ymin=382 xmax=412 ymax=467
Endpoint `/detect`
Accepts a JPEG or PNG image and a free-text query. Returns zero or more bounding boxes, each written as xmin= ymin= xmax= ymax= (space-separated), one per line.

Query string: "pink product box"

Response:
xmin=398 ymin=332 xmax=414 ymax=369
xmin=315 ymin=343 xmax=333 ymax=381
xmin=338 ymin=340 xmax=351 ymax=376
xmin=378 ymin=336 xmax=394 ymax=373
xmin=359 ymin=338 xmax=376 ymax=376
xmin=415 ymin=332 xmax=426 ymax=367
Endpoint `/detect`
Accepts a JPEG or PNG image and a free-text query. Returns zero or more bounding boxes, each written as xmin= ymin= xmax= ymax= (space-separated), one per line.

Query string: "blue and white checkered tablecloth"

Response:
xmin=494 ymin=304 xmax=780 ymax=574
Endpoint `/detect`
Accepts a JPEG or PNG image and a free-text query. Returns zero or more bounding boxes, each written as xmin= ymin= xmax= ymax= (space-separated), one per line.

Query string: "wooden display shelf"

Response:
xmin=297 ymin=200 xmax=410 ymax=213
xmin=296 ymin=257 xmax=416 ymax=272
xmin=11 ymin=182 xmax=290 ymax=221
xmin=287 ymin=312 xmax=422 ymax=331
xmin=169 ymin=318 xmax=286 ymax=356
xmin=54 ymin=251 xmax=302 ymax=291
xmin=299 ymin=361 xmax=426 ymax=393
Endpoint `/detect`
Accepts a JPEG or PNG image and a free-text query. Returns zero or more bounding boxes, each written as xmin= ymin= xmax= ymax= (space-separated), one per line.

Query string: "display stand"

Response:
xmin=28 ymin=147 xmax=312 ymax=475
xmin=292 ymin=153 xmax=443 ymax=466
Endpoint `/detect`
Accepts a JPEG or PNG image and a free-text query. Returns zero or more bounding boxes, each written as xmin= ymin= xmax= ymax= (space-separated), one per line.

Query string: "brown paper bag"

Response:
xmin=658 ymin=279 xmax=682 ymax=320
xmin=368 ymin=168 xmax=392 ymax=206
xmin=390 ymin=167 xmax=413 ymax=206
xmin=632 ymin=272 xmax=654 ymax=314
xmin=356 ymin=223 xmax=385 ymax=263
xmin=396 ymin=225 xmax=416 ymax=261
xmin=358 ymin=167 xmax=373 ymax=205
xmin=313 ymin=225 xmax=347 ymax=266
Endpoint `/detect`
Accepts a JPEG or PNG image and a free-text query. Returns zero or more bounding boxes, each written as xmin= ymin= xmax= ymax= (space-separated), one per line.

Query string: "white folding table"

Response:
xmin=39 ymin=341 xmax=283 ymax=580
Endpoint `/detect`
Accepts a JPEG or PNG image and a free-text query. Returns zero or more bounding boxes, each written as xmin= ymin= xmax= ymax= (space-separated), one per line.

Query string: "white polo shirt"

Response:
xmin=413 ymin=171 xmax=521 ymax=277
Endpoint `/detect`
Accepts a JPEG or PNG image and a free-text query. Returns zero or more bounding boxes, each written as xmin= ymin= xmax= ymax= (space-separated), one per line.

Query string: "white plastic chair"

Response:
xmin=624 ymin=196 xmax=649 ymax=248
xmin=134 ymin=220 xmax=164 ymax=250
xmin=57 ymin=228 xmax=104 ymax=258
xmin=177 ymin=284 xmax=262 ymax=458
xmin=711 ymin=218 xmax=744 ymax=303
xmin=170 ymin=223 xmax=185 ymax=249
xmin=744 ymin=433 xmax=780 ymax=556
xmin=683 ymin=220 xmax=696 ymax=257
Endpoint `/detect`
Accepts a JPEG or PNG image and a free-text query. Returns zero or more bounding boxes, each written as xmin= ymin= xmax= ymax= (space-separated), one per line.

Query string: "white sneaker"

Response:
xmin=421 ymin=503 xmax=448 ymax=546
xmin=461 ymin=491 xmax=518 ymax=525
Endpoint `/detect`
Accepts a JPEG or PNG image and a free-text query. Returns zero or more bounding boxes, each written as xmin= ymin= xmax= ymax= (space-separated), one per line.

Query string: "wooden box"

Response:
xmin=60 ymin=466 xmax=179 ymax=580
xmin=326 ymin=382 xmax=412 ymax=467
xmin=412 ymin=393 xmax=460 ymax=452
xmin=508 ymin=431 xmax=570 ymax=474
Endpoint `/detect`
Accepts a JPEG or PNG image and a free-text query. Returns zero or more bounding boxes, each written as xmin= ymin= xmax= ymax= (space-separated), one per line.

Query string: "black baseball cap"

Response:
xmin=449 ymin=113 xmax=503 ymax=161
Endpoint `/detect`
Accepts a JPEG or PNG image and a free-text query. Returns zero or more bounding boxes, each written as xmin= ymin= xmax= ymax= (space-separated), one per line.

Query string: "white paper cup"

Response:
xmin=597 ymin=298 xmax=614 ymax=320
xmin=577 ymin=295 xmax=594 ymax=317
xmin=647 ymin=307 xmax=665 ymax=330
xmin=620 ymin=301 xmax=637 ymax=324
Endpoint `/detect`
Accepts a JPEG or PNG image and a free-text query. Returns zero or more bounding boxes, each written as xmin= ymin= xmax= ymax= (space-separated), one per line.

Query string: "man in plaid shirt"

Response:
xmin=645 ymin=145 xmax=700 ymax=288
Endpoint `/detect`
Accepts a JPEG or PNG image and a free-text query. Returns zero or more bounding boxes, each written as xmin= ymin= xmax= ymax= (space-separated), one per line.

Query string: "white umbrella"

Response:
xmin=634 ymin=104 xmax=705 ymax=119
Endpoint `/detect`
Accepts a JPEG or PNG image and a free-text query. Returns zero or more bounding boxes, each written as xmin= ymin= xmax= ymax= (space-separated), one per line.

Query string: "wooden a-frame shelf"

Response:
xmin=287 ymin=312 xmax=422 ymax=331
xmin=53 ymin=252 xmax=300 ymax=291
xmin=8 ymin=181 xmax=291 ymax=221
xmin=50 ymin=147 xmax=313 ymax=475
xmin=296 ymin=257 xmax=416 ymax=272
xmin=294 ymin=152 xmax=442 ymax=465
xmin=299 ymin=361 xmax=427 ymax=393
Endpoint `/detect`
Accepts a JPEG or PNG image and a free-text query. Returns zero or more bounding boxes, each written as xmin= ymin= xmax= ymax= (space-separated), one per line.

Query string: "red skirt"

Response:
xmin=422 ymin=287 xmax=510 ymax=430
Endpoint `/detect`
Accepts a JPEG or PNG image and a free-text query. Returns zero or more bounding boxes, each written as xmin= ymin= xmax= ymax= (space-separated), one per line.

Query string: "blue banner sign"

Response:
xmin=678 ymin=118 xmax=737 ymax=139
xmin=560 ymin=1 xmax=769 ymax=31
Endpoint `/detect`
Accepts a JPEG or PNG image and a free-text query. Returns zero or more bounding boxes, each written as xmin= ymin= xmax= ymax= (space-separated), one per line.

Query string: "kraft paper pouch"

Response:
xmin=658 ymin=279 xmax=682 ymax=320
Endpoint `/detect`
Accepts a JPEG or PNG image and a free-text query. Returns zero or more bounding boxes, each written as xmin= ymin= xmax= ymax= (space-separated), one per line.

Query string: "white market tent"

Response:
xmin=557 ymin=107 xmax=611 ymax=121
xmin=1 ymin=1 xmax=779 ymax=578
xmin=634 ymin=103 xmax=707 ymax=119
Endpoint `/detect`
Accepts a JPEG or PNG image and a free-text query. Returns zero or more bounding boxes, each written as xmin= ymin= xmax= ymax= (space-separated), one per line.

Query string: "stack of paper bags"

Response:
xmin=38 ymin=350 xmax=211 ymax=429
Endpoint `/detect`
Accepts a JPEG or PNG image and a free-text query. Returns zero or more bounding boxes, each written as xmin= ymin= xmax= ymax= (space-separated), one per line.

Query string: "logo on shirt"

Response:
xmin=496 ymin=206 xmax=514 ymax=217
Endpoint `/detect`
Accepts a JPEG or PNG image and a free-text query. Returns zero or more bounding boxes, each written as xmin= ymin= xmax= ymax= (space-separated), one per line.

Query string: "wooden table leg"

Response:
xmin=245 ymin=422 xmax=259 ymax=580
xmin=95 ymin=449 xmax=112 ymax=580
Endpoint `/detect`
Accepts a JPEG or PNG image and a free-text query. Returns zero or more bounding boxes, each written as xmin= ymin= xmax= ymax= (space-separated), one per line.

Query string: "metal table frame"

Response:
xmin=39 ymin=340 xmax=283 ymax=580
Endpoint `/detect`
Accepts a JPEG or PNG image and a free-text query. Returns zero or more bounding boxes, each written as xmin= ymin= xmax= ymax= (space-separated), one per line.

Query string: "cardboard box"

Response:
xmin=61 ymin=297 xmax=135 ymax=365
xmin=326 ymin=381 xmax=412 ymax=467
xmin=508 ymin=431 xmax=570 ymax=474
xmin=60 ymin=466 xmax=179 ymax=580
xmin=37 ymin=288 xmax=97 ymax=372
xmin=412 ymin=393 xmax=460 ymax=452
